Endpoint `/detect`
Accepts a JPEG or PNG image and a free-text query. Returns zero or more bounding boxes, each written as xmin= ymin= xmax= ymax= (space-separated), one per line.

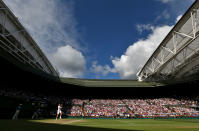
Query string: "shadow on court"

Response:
xmin=0 ymin=120 xmax=143 ymax=131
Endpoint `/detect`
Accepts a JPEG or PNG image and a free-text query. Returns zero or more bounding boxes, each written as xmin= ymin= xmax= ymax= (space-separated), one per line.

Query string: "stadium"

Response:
xmin=0 ymin=0 xmax=199 ymax=131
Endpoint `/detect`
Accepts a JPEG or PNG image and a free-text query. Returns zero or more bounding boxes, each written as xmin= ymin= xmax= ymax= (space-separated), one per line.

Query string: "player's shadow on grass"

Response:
xmin=0 ymin=120 xmax=143 ymax=131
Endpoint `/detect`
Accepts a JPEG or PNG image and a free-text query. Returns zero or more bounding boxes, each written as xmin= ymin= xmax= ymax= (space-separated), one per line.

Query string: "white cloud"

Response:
xmin=3 ymin=0 xmax=86 ymax=77
xmin=90 ymin=61 xmax=116 ymax=76
xmin=52 ymin=45 xmax=86 ymax=78
xmin=90 ymin=16 xmax=182 ymax=79
xmin=90 ymin=25 xmax=172 ymax=79
xmin=176 ymin=15 xmax=182 ymax=23
xmin=111 ymin=15 xmax=182 ymax=79
xmin=136 ymin=24 xmax=154 ymax=34
xmin=112 ymin=25 xmax=173 ymax=79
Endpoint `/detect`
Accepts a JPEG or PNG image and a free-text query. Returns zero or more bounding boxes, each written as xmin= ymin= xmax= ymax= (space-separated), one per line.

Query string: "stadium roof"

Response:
xmin=0 ymin=0 xmax=58 ymax=76
xmin=137 ymin=0 xmax=199 ymax=83
xmin=2 ymin=0 xmax=199 ymax=88
xmin=60 ymin=77 xmax=164 ymax=87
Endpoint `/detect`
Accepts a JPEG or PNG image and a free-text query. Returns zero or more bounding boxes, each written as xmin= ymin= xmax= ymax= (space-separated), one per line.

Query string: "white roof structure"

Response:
xmin=137 ymin=0 xmax=199 ymax=83
xmin=0 ymin=1 xmax=58 ymax=76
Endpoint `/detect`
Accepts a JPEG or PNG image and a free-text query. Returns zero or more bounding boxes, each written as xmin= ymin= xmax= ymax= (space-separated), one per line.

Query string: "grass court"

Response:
xmin=1 ymin=118 xmax=199 ymax=131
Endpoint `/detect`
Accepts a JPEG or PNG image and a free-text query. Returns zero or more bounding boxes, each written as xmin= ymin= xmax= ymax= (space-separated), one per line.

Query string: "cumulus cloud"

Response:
xmin=3 ymin=0 xmax=86 ymax=77
xmin=91 ymin=16 xmax=182 ymax=79
xmin=90 ymin=61 xmax=116 ymax=77
xmin=90 ymin=25 xmax=172 ymax=79
xmin=52 ymin=45 xmax=86 ymax=77
xmin=111 ymin=25 xmax=173 ymax=79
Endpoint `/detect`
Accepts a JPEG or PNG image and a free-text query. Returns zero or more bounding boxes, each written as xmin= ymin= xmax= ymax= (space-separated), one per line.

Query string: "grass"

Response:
xmin=1 ymin=118 xmax=199 ymax=131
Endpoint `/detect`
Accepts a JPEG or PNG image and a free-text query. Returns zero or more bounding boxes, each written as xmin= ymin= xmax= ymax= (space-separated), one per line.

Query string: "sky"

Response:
xmin=3 ymin=0 xmax=195 ymax=79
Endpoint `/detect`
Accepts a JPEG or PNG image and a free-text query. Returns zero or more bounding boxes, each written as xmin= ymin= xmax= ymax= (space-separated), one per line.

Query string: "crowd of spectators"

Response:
xmin=83 ymin=100 xmax=129 ymax=117
xmin=70 ymin=106 xmax=84 ymax=116
xmin=0 ymin=88 xmax=199 ymax=119
xmin=124 ymin=98 xmax=198 ymax=118
xmin=69 ymin=99 xmax=199 ymax=118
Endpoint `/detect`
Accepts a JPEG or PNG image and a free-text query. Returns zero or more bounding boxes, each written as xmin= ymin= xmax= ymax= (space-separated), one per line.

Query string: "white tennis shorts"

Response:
xmin=57 ymin=109 xmax=62 ymax=114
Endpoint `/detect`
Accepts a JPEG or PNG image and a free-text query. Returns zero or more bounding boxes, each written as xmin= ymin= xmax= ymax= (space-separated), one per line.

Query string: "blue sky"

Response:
xmin=4 ymin=0 xmax=194 ymax=79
